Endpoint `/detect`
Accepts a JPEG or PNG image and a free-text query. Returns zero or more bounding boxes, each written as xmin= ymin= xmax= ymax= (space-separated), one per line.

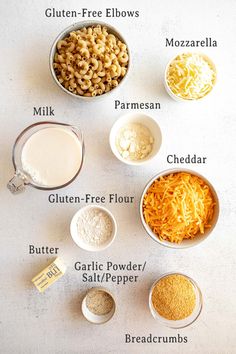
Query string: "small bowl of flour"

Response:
xmin=70 ymin=205 xmax=117 ymax=251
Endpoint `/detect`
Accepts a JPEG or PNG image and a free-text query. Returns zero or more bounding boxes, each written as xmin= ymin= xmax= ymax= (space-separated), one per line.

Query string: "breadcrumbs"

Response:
xmin=151 ymin=274 xmax=196 ymax=320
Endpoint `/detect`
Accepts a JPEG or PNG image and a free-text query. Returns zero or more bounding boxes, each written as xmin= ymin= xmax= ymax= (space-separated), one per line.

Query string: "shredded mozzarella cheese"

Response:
xmin=166 ymin=53 xmax=216 ymax=100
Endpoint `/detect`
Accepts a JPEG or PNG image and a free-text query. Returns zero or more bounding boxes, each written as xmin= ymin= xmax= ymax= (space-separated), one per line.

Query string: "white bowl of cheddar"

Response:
xmin=140 ymin=169 xmax=219 ymax=249
xmin=164 ymin=52 xmax=217 ymax=102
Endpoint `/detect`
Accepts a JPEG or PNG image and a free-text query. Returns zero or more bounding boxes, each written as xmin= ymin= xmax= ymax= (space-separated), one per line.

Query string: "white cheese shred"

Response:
xmin=167 ymin=53 xmax=216 ymax=100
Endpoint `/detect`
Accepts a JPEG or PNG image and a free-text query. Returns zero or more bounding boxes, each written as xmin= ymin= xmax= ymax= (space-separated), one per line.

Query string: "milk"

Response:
xmin=21 ymin=127 xmax=83 ymax=187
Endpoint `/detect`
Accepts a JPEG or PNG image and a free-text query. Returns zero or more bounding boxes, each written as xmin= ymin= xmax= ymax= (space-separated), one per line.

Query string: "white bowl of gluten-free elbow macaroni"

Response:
xmin=49 ymin=21 xmax=131 ymax=100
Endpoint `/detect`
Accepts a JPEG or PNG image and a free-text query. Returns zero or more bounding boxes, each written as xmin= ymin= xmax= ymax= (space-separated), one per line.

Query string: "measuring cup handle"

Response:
xmin=7 ymin=172 xmax=27 ymax=194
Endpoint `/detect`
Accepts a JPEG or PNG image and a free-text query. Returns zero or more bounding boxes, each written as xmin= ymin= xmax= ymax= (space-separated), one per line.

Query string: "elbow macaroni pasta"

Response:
xmin=53 ymin=24 xmax=129 ymax=97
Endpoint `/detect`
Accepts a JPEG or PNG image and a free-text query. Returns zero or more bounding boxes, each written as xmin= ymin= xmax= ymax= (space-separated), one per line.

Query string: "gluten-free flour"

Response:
xmin=76 ymin=207 xmax=113 ymax=247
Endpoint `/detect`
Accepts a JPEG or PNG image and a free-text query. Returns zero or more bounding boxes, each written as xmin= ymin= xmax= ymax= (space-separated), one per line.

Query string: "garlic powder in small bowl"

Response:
xmin=70 ymin=205 xmax=117 ymax=251
xmin=82 ymin=287 xmax=116 ymax=324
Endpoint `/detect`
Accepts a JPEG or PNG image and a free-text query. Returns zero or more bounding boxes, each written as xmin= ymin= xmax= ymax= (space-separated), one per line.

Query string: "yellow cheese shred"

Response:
xmin=166 ymin=53 xmax=216 ymax=100
xmin=143 ymin=172 xmax=215 ymax=243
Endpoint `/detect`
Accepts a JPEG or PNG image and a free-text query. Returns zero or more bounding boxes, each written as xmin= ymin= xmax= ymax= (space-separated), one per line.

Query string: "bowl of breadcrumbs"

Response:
xmin=149 ymin=272 xmax=203 ymax=328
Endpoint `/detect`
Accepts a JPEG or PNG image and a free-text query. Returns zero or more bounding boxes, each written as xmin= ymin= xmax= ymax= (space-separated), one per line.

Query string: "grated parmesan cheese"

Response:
xmin=166 ymin=53 xmax=216 ymax=100
xmin=115 ymin=123 xmax=154 ymax=161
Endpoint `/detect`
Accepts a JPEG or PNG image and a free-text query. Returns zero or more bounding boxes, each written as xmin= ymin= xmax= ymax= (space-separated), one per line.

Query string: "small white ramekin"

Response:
xmin=82 ymin=287 xmax=116 ymax=324
xmin=109 ymin=112 xmax=162 ymax=166
xmin=49 ymin=21 xmax=131 ymax=101
xmin=140 ymin=168 xmax=220 ymax=249
xmin=164 ymin=52 xmax=217 ymax=102
xmin=149 ymin=272 xmax=203 ymax=328
xmin=70 ymin=205 xmax=117 ymax=251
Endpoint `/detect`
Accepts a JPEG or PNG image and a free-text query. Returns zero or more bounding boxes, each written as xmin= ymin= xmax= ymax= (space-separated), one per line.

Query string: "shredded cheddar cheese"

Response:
xmin=166 ymin=53 xmax=216 ymax=100
xmin=143 ymin=172 xmax=215 ymax=243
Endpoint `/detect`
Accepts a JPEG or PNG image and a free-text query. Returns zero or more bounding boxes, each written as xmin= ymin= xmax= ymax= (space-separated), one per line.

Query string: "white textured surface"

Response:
xmin=0 ymin=0 xmax=236 ymax=353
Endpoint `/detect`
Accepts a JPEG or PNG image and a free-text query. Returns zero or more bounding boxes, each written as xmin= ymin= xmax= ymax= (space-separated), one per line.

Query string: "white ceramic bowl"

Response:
xmin=70 ymin=205 xmax=117 ymax=251
xmin=149 ymin=272 xmax=203 ymax=328
xmin=140 ymin=168 xmax=219 ymax=249
xmin=49 ymin=21 xmax=131 ymax=101
xmin=82 ymin=287 xmax=116 ymax=324
xmin=109 ymin=113 xmax=162 ymax=166
xmin=164 ymin=52 xmax=217 ymax=102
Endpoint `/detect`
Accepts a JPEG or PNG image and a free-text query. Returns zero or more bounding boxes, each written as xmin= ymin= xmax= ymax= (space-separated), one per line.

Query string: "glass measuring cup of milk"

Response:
xmin=8 ymin=121 xmax=84 ymax=194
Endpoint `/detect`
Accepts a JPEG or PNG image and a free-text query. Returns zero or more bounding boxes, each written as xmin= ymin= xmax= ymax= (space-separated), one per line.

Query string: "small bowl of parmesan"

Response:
xmin=70 ymin=205 xmax=117 ymax=252
xmin=164 ymin=52 xmax=217 ymax=102
xmin=109 ymin=113 xmax=162 ymax=165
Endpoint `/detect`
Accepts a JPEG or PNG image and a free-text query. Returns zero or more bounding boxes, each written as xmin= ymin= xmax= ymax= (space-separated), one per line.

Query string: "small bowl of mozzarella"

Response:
xmin=164 ymin=52 xmax=217 ymax=102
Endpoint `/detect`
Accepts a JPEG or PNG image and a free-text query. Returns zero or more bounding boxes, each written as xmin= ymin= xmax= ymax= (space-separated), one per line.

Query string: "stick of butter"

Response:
xmin=32 ymin=257 xmax=66 ymax=293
